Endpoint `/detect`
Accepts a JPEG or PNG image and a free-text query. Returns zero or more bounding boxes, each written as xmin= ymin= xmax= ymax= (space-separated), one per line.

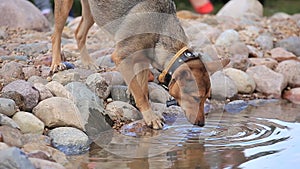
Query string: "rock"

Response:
xmin=0 ymin=0 xmax=50 ymax=31
xmin=0 ymin=126 xmax=23 ymax=147
xmin=249 ymin=58 xmax=278 ymax=70
xmin=12 ymin=111 xmax=45 ymax=134
xmin=217 ymin=0 xmax=263 ymax=18
xmin=45 ymin=81 xmax=74 ymax=100
xmin=0 ymin=113 xmax=20 ymax=129
xmin=32 ymin=97 xmax=85 ymax=130
xmin=16 ymin=43 xmax=49 ymax=57
xmin=255 ymin=33 xmax=274 ymax=50
xmin=52 ymin=69 xmax=80 ymax=85
xmin=148 ymin=82 xmax=171 ymax=104
xmin=95 ymin=55 xmax=116 ymax=68
xmin=0 ymin=61 xmax=24 ymax=84
xmin=0 ymin=143 xmax=9 ymax=151
xmin=22 ymin=66 xmax=40 ymax=80
xmin=100 ymin=71 xmax=125 ymax=86
xmin=86 ymin=73 xmax=111 ymax=99
xmin=0 ymin=147 xmax=35 ymax=169
xmin=210 ymin=71 xmax=238 ymax=99
xmin=276 ymin=36 xmax=300 ymax=56
xmin=110 ymin=85 xmax=130 ymax=102
xmin=106 ymin=101 xmax=142 ymax=121
xmin=247 ymin=45 xmax=264 ymax=58
xmin=27 ymin=76 xmax=48 ymax=85
xmin=270 ymin=47 xmax=297 ymax=62
xmin=65 ymin=82 xmax=111 ymax=138
xmin=0 ymin=91 xmax=26 ymax=111
xmin=48 ymin=127 xmax=91 ymax=155
xmin=283 ymin=88 xmax=300 ymax=104
xmin=21 ymin=134 xmax=51 ymax=146
xmin=29 ymin=158 xmax=65 ymax=169
xmin=276 ymin=60 xmax=300 ymax=87
xmin=33 ymin=83 xmax=53 ymax=101
xmin=215 ymin=29 xmax=240 ymax=47
xmin=224 ymin=100 xmax=249 ymax=113
xmin=223 ymin=68 xmax=256 ymax=94
xmin=0 ymin=98 xmax=17 ymax=116
xmin=228 ymin=42 xmax=250 ymax=71
xmin=151 ymin=103 xmax=183 ymax=124
xmin=271 ymin=12 xmax=291 ymax=20
xmin=23 ymin=143 xmax=69 ymax=166
xmin=1 ymin=80 xmax=39 ymax=111
xmin=246 ymin=65 xmax=288 ymax=98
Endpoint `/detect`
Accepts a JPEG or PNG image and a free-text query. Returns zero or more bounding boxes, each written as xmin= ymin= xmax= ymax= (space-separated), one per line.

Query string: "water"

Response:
xmin=71 ymin=101 xmax=300 ymax=169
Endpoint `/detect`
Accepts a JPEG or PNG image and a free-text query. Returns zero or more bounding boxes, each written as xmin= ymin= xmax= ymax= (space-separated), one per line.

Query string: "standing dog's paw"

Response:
xmin=143 ymin=110 xmax=165 ymax=130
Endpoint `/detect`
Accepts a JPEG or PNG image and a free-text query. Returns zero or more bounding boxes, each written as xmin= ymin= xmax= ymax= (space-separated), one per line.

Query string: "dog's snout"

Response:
xmin=196 ymin=121 xmax=205 ymax=127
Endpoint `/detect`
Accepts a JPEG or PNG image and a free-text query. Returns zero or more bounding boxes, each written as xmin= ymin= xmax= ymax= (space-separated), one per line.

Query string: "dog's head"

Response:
xmin=167 ymin=57 xmax=230 ymax=127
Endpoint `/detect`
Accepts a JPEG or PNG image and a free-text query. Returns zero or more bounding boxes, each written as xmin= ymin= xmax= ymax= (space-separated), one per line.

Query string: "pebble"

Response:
xmin=255 ymin=33 xmax=274 ymax=50
xmin=249 ymin=58 xmax=278 ymax=70
xmin=52 ymin=69 xmax=80 ymax=85
xmin=210 ymin=71 xmax=238 ymax=99
xmin=86 ymin=73 xmax=111 ymax=99
xmin=106 ymin=101 xmax=142 ymax=121
xmin=12 ymin=111 xmax=45 ymax=134
xmin=270 ymin=47 xmax=297 ymax=62
xmin=0 ymin=113 xmax=20 ymax=129
xmin=33 ymin=83 xmax=53 ymax=101
xmin=48 ymin=127 xmax=91 ymax=155
xmin=27 ymin=76 xmax=48 ymax=85
xmin=215 ymin=29 xmax=240 ymax=47
xmin=110 ymin=85 xmax=130 ymax=102
xmin=0 ymin=61 xmax=25 ymax=85
xmin=276 ymin=60 xmax=300 ymax=87
xmin=276 ymin=36 xmax=300 ymax=56
xmin=45 ymin=81 xmax=74 ymax=100
xmin=0 ymin=98 xmax=17 ymax=116
xmin=228 ymin=42 xmax=250 ymax=71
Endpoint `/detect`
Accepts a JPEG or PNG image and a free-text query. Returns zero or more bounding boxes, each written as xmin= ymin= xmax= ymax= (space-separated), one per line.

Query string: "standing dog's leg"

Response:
xmin=75 ymin=0 xmax=95 ymax=68
xmin=51 ymin=0 xmax=74 ymax=72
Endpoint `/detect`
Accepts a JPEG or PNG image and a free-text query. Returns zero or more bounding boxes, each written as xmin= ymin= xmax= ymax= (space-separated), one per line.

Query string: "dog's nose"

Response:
xmin=196 ymin=121 xmax=205 ymax=127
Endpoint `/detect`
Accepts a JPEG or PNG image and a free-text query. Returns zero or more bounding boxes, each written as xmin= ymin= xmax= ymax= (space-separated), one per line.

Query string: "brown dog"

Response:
xmin=51 ymin=0 xmax=229 ymax=129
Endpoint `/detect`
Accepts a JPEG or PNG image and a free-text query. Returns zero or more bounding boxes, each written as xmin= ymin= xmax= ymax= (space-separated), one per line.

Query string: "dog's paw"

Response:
xmin=143 ymin=110 xmax=164 ymax=130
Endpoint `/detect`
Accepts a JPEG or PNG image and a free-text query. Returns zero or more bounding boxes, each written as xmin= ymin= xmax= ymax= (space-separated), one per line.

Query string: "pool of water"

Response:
xmin=71 ymin=100 xmax=300 ymax=169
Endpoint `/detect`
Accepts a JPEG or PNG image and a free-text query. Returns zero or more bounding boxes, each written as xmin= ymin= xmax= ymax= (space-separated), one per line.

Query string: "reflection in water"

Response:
xmin=71 ymin=101 xmax=300 ymax=169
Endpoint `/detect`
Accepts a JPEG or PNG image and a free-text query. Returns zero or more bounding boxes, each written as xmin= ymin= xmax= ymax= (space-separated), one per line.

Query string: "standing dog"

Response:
xmin=51 ymin=0 xmax=229 ymax=129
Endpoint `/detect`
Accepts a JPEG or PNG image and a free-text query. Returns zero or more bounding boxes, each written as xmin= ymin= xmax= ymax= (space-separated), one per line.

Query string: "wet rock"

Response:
xmin=12 ymin=111 xmax=44 ymax=134
xmin=45 ymin=81 xmax=74 ymax=100
xmin=0 ymin=126 xmax=23 ymax=147
xmin=270 ymin=47 xmax=297 ymax=62
xmin=23 ymin=143 xmax=69 ymax=166
xmin=16 ymin=42 xmax=48 ymax=57
xmin=283 ymin=88 xmax=300 ymax=104
xmin=0 ymin=113 xmax=20 ymax=129
xmin=1 ymin=80 xmax=39 ymax=111
xmin=0 ymin=147 xmax=35 ymax=169
xmin=247 ymin=99 xmax=279 ymax=107
xmin=210 ymin=71 xmax=238 ymax=99
xmin=96 ymin=55 xmax=116 ymax=68
xmin=100 ymin=71 xmax=125 ymax=86
xmin=151 ymin=103 xmax=183 ymax=124
xmin=0 ymin=61 xmax=24 ymax=84
xmin=52 ymin=69 xmax=80 ymax=85
xmin=225 ymin=100 xmax=249 ymax=113
xmin=246 ymin=65 xmax=288 ymax=98
xmin=86 ymin=73 xmax=111 ymax=99
xmin=249 ymin=58 xmax=278 ymax=70
xmin=215 ymin=29 xmax=240 ymax=47
xmin=149 ymin=82 xmax=171 ymax=104
xmin=110 ymin=85 xmax=130 ymax=102
xmin=33 ymin=83 xmax=53 ymax=101
xmin=27 ymin=76 xmax=48 ymax=85
xmin=32 ymin=97 xmax=85 ymax=130
xmin=0 ymin=0 xmax=50 ymax=31
xmin=217 ymin=0 xmax=263 ymax=18
xmin=228 ymin=42 xmax=250 ymax=71
xmin=255 ymin=33 xmax=274 ymax=51
xmin=223 ymin=68 xmax=256 ymax=94
xmin=29 ymin=158 xmax=65 ymax=169
xmin=106 ymin=101 xmax=142 ymax=121
xmin=48 ymin=127 xmax=91 ymax=155
xmin=276 ymin=60 xmax=300 ymax=87
xmin=276 ymin=36 xmax=300 ymax=56
xmin=0 ymin=98 xmax=17 ymax=116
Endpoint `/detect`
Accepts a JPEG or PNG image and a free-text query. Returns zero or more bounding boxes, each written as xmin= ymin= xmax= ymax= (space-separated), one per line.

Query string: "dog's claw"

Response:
xmin=143 ymin=110 xmax=164 ymax=130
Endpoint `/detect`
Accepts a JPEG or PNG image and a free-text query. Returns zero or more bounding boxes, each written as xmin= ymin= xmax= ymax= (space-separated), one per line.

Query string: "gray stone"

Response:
xmin=1 ymin=80 xmax=39 ymax=111
xmin=16 ymin=43 xmax=48 ymax=57
xmin=0 ymin=147 xmax=35 ymax=169
xmin=111 ymin=85 xmax=130 ymax=102
xmin=0 ymin=113 xmax=20 ymax=129
xmin=210 ymin=71 xmax=238 ymax=99
xmin=0 ymin=98 xmax=17 ymax=116
xmin=45 ymin=81 xmax=74 ymax=100
xmin=276 ymin=60 xmax=300 ymax=87
xmin=246 ymin=65 xmax=288 ymax=98
xmin=228 ymin=42 xmax=250 ymax=71
xmin=148 ymin=82 xmax=171 ymax=104
xmin=0 ymin=61 xmax=24 ymax=85
xmin=223 ymin=68 xmax=256 ymax=94
xmin=225 ymin=100 xmax=249 ymax=113
xmin=48 ymin=127 xmax=91 ymax=155
xmin=29 ymin=158 xmax=65 ymax=169
xmin=96 ymin=55 xmax=116 ymax=68
xmin=215 ymin=29 xmax=240 ymax=46
xmin=217 ymin=0 xmax=263 ymax=18
xmin=0 ymin=0 xmax=50 ymax=31
xmin=86 ymin=73 xmax=111 ymax=99
xmin=32 ymin=97 xmax=85 ymax=130
xmin=255 ymin=33 xmax=274 ymax=50
xmin=0 ymin=126 xmax=23 ymax=147
xmin=249 ymin=58 xmax=278 ymax=70
xmin=52 ymin=69 xmax=80 ymax=85
xmin=12 ymin=111 xmax=45 ymax=134
xmin=106 ymin=101 xmax=142 ymax=121
xmin=100 ymin=71 xmax=125 ymax=86
xmin=28 ymin=75 xmax=48 ymax=85
xmin=33 ymin=83 xmax=53 ymax=101
xmin=276 ymin=36 xmax=300 ymax=56
xmin=22 ymin=66 xmax=40 ymax=79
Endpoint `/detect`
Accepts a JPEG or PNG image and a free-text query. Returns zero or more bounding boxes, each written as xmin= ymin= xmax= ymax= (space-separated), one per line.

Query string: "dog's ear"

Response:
xmin=205 ymin=58 xmax=230 ymax=74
